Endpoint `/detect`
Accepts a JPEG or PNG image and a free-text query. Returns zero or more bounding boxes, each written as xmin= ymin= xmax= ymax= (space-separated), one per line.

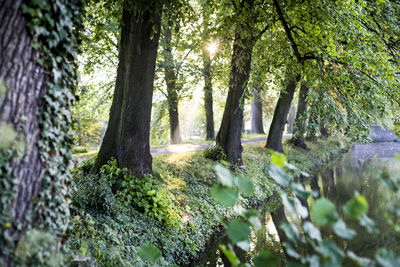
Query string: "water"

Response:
xmin=193 ymin=142 xmax=400 ymax=266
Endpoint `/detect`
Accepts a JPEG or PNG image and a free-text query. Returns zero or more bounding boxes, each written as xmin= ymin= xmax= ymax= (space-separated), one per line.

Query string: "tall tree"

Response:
xmin=0 ymin=0 xmax=82 ymax=264
xmin=266 ymin=71 xmax=301 ymax=152
xmin=93 ymin=1 xmax=162 ymax=176
xmin=289 ymin=83 xmax=309 ymax=148
xmin=216 ymin=0 xmax=271 ymax=165
xmin=203 ymin=49 xmax=215 ymax=140
xmin=251 ymin=90 xmax=265 ymax=134
xmin=161 ymin=25 xmax=183 ymax=144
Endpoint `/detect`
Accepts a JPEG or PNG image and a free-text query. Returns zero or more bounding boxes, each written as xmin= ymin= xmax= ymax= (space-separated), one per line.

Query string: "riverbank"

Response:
xmin=67 ymin=135 xmax=349 ymax=266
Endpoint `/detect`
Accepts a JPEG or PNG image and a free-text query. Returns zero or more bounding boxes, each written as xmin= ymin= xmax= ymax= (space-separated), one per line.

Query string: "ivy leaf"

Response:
xmin=269 ymin=164 xmax=289 ymax=186
xmin=375 ymin=248 xmax=400 ymax=267
xmin=210 ymin=184 xmax=238 ymax=206
xmin=215 ymin=164 xmax=234 ymax=187
xmin=358 ymin=214 xmax=379 ymax=234
xmin=234 ymin=176 xmax=254 ymax=197
xmin=219 ymin=245 xmax=239 ymax=267
xmin=315 ymin=240 xmax=345 ymax=264
xmin=254 ymin=251 xmax=278 ymax=267
xmin=332 ymin=219 xmax=356 ymax=240
xmin=303 ymin=221 xmax=321 ymax=241
xmin=270 ymin=152 xmax=287 ymax=167
xmin=347 ymin=251 xmax=373 ymax=266
xmin=311 ymin=198 xmax=338 ymax=226
xmin=227 ymin=220 xmax=251 ymax=243
xmin=137 ymin=244 xmax=162 ymax=264
xmin=343 ymin=192 xmax=368 ymax=219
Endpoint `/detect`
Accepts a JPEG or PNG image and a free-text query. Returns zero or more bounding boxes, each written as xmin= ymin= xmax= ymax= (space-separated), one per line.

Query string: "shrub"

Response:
xmin=203 ymin=145 xmax=227 ymax=161
xmin=15 ymin=229 xmax=64 ymax=266
xmin=117 ymin=173 xmax=184 ymax=228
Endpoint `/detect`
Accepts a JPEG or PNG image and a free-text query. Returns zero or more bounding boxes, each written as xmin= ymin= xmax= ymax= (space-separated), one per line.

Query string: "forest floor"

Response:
xmin=68 ymin=134 xmax=349 ymax=266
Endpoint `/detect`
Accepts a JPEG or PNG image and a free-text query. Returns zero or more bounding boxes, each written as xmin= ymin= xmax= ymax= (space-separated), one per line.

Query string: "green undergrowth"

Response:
xmin=66 ymin=135 xmax=349 ymax=266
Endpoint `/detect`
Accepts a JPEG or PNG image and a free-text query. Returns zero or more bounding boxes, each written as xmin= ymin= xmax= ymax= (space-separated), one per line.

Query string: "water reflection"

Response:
xmin=194 ymin=142 xmax=400 ymax=266
xmin=318 ymin=151 xmax=400 ymax=259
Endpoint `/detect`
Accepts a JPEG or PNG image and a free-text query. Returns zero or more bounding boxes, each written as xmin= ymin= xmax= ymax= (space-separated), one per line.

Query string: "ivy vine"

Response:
xmin=21 ymin=0 xmax=84 ymax=236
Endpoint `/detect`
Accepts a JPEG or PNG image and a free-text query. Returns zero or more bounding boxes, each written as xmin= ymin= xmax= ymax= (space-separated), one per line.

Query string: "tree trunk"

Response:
xmin=319 ymin=117 xmax=329 ymax=138
xmin=306 ymin=105 xmax=318 ymax=141
xmin=289 ymin=83 xmax=309 ymax=148
xmin=0 ymin=0 xmax=48 ymax=263
xmin=286 ymin=103 xmax=296 ymax=134
xmin=216 ymin=31 xmax=255 ymax=165
xmin=203 ymin=51 xmax=215 ymax=140
xmin=251 ymin=90 xmax=265 ymax=134
xmin=93 ymin=2 xmax=161 ymax=177
xmin=270 ymin=205 xmax=299 ymax=263
xmin=266 ymin=73 xmax=301 ymax=152
xmin=162 ymin=26 xmax=182 ymax=144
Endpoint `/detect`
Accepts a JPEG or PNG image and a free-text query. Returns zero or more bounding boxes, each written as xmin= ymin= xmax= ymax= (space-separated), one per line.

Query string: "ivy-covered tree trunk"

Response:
xmin=0 ymin=2 xmax=48 ymax=263
xmin=266 ymin=73 xmax=301 ymax=152
xmin=1 ymin=0 xmax=81 ymax=264
xmin=289 ymin=83 xmax=309 ymax=148
xmin=216 ymin=31 xmax=255 ymax=165
xmin=162 ymin=26 xmax=183 ymax=144
xmin=93 ymin=2 xmax=161 ymax=176
xmin=306 ymin=105 xmax=318 ymax=141
xmin=203 ymin=50 xmax=215 ymax=140
xmin=251 ymin=90 xmax=265 ymax=134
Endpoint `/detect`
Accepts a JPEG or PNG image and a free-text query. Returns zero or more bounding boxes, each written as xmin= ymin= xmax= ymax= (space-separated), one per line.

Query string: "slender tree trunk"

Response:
xmin=266 ymin=73 xmax=301 ymax=152
xmin=216 ymin=31 xmax=255 ymax=165
xmin=286 ymin=103 xmax=296 ymax=133
xmin=306 ymin=105 xmax=318 ymax=141
xmin=289 ymin=83 xmax=309 ymax=148
xmin=0 ymin=1 xmax=48 ymax=263
xmin=203 ymin=51 xmax=215 ymax=140
xmin=93 ymin=2 xmax=161 ymax=177
xmin=319 ymin=117 xmax=329 ymax=137
xmin=162 ymin=26 xmax=182 ymax=144
xmin=251 ymin=90 xmax=265 ymax=134
xmin=270 ymin=205 xmax=299 ymax=263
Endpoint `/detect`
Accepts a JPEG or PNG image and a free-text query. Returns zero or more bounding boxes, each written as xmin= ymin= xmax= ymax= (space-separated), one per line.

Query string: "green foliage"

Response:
xmin=72 ymin=146 xmax=89 ymax=154
xmin=68 ymin=137 xmax=349 ymax=265
xmin=137 ymin=244 xmax=162 ymax=265
xmin=15 ymin=229 xmax=64 ymax=267
xmin=118 ymin=173 xmax=184 ymax=228
xmin=203 ymin=145 xmax=227 ymax=161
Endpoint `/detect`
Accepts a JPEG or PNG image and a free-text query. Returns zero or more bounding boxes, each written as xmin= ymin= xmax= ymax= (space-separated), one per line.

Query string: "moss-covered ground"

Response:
xmin=67 ymin=135 xmax=349 ymax=266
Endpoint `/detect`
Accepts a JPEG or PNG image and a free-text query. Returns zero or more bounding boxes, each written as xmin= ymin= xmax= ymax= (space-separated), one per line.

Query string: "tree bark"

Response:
xmin=203 ymin=51 xmax=215 ymax=140
xmin=270 ymin=205 xmax=299 ymax=263
xmin=319 ymin=117 xmax=329 ymax=138
xmin=251 ymin=90 xmax=265 ymax=134
xmin=289 ymin=83 xmax=309 ymax=148
xmin=162 ymin=26 xmax=182 ymax=144
xmin=93 ymin=2 xmax=161 ymax=177
xmin=216 ymin=31 xmax=255 ymax=165
xmin=266 ymin=73 xmax=301 ymax=152
xmin=0 ymin=0 xmax=49 ymax=263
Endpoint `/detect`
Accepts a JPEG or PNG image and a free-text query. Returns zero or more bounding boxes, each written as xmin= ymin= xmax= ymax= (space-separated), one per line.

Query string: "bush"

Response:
xmin=203 ymin=145 xmax=227 ymax=161
xmin=118 ymin=173 xmax=184 ymax=228
xmin=15 ymin=229 xmax=64 ymax=266
xmin=72 ymin=146 xmax=89 ymax=154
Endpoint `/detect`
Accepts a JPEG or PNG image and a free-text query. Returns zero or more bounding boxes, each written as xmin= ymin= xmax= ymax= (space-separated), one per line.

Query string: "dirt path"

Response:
xmin=151 ymin=135 xmax=292 ymax=156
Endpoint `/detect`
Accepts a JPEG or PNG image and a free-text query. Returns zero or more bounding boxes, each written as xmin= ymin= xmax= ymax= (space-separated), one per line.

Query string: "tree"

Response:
xmin=251 ymin=90 xmax=265 ymax=134
xmin=0 ymin=0 xmax=82 ymax=264
xmin=93 ymin=1 xmax=162 ymax=177
xmin=202 ymin=8 xmax=215 ymax=140
xmin=289 ymin=82 xmax=309 ymax=148
xmin=216 ymin=0 xmax=271 ymax=165
xmin=161 ymin=25 xmax=183 ymax=144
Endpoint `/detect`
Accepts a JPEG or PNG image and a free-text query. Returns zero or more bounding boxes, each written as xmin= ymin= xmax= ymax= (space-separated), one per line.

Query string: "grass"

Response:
xmin=67 ymin=134 xmax=350 ymax=266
